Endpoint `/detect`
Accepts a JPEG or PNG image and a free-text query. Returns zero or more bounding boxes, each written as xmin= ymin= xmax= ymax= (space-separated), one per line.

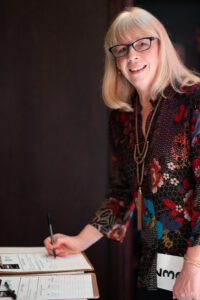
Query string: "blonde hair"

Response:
xmin=102 ymin=7 xmax=200 ymax=111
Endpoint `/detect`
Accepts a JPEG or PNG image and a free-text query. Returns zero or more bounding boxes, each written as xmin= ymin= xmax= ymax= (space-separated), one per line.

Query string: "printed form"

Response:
xmin=0 ymin=250 xmax=93 ymax=273
xmin=0 ymin=274 xmax=95 ymax=299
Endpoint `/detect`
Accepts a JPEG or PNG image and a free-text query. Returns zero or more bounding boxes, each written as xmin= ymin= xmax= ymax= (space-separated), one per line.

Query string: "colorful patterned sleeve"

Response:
xmin=188 ymin=85 xmax=200 ymax=247
xmin=89 ymin=110 xmax=135 ymax=242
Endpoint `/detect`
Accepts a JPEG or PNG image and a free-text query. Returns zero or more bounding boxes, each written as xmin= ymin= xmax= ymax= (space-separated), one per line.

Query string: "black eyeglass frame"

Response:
xmin=109 ymin=37 xmax=158 ymax=58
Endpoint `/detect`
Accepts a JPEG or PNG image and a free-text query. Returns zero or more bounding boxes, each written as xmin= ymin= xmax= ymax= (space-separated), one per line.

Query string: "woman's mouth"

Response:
xmin=129 ymin=65 xmax=147 ymax=73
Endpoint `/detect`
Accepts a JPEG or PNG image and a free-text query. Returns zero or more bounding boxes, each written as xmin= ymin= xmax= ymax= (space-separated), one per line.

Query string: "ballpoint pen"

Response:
xmin=4 ymin=281 xmax=17 ymax=299
xmin=47 ymin=213 xmax=56 ymax=258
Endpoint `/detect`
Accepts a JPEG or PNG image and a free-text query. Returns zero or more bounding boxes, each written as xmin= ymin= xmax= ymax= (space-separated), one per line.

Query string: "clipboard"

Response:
xmin=0 ymin=247 xmax=100 ymax=299
xmin=0 ymin=273 xmax=99 ymax=299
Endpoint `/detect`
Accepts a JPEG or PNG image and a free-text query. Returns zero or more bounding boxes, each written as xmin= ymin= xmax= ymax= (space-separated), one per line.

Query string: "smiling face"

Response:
xmin=116 ymin=32 xmax=159 ymax=95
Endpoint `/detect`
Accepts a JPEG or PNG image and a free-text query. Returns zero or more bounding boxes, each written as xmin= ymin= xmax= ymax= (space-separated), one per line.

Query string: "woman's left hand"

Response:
xmin=173 ymin=261 xmax=200 ymax=300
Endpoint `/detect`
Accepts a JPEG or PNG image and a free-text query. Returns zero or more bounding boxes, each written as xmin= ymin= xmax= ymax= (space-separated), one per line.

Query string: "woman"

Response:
xmin=44 ymin=7 xmax=200 ymax=300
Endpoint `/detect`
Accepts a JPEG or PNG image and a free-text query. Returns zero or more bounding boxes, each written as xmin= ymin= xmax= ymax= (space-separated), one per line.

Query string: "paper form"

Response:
xmin=0 ymin=248 xmax=99 ymax=299
xmin=0 ymin=274 xmax=97 ymax=299
xmin=0 ymin=252 xmax=93 ymax=273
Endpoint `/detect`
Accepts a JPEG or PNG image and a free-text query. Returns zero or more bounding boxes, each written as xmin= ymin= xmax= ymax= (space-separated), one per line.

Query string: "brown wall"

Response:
xmin=0 ymin=0 xmax=109 ymax=298
xmin=0 ymin=0 xmax=108 ymax=242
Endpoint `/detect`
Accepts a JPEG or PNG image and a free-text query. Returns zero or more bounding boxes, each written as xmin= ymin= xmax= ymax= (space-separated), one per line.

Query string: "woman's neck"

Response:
xmin=137 ymin=89 xmax=151 ymax=108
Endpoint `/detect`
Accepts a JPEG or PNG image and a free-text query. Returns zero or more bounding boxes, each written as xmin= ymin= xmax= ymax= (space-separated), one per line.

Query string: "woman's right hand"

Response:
xmin=44 ymin=233 xmax=82 ymax=257
xmin=44 ymin=224 xmax=103 ymax=257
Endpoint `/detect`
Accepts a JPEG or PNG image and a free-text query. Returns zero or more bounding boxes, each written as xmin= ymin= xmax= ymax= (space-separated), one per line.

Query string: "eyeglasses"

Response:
xmin=109 ymin=37 xmax=157 ymax=58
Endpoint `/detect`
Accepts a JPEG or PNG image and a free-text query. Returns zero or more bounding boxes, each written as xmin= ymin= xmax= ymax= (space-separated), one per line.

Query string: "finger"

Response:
xmin=178 ymin=295 xmax=187 ymax=300
xmin=54 ymin=237 xmax=69 ymax=248
xmin=45 ymin=243 xmax=55 ymax=251
xmin=53 ymin=233 xmax=65 ymax=240
xmin=43 ymin=236 xmax=52 ymax=247
xmin=183 ymin=290 xmax=193 ymax=300
xmin=50 ymin=248 xmax=69 ymax=257
xmin=175 ymin=294 xmax=184 ymax=300
xmin=55 ymin=248 xmax=79 ymax=257
xmin=186 ymin=296 xmax=193 ymax=300
xmin=54 ymin=249 xmax=69 ymax=257
xmin=46 ymin=248 xmax=54 ymax=256
xmin=44 ymin=235 xmax=62 ymax=250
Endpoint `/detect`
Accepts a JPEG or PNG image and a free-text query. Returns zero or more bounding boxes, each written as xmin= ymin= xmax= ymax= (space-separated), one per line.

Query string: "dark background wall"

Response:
xmin=0 ymin=0 xmax=109 ymax=298
xmin=0 ymin=1 xmax=200 ymax=300
xmin=136 ymin=0 xmax=200 ymax=71
xmin=0 ymin=0 xmax=108 ymax=241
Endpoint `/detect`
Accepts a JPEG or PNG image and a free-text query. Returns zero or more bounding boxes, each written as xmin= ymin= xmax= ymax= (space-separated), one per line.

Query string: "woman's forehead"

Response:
xmin=114 ymin=29 xmax=151 ymax=44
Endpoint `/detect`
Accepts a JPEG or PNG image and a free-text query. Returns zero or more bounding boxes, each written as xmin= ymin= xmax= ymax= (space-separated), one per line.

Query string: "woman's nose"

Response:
xmin=127 ymin=46 xmax=139 ymax=61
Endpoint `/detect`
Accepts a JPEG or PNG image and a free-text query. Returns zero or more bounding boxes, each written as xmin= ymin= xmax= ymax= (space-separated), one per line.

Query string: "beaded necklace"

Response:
xmin=133 ymin=95 xmax=162 ymax=230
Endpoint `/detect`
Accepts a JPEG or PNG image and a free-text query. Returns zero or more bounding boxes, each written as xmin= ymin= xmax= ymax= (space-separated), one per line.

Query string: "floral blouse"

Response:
xmin=90 ymin=84 xmax=200 ymax=290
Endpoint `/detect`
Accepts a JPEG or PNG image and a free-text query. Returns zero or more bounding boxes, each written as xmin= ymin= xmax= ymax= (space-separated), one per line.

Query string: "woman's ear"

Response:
xmin=117 ymin=69 xmax=121 ymax=75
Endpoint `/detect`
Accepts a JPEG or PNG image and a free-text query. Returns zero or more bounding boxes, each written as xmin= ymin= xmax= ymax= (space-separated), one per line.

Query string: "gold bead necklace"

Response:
xmin=133 ymin=95 xmax=162 ymax=230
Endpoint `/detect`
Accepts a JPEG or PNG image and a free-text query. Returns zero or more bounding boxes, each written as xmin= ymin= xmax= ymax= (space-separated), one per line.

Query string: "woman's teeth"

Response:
xmin=130 ymin=65 xmax=146 ymax=72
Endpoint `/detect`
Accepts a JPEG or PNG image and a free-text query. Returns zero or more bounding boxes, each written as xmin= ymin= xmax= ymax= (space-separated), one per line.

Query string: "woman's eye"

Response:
xmin=139 ymin=42 xmax=148 ymax=47
xmin=118 ymin=46 xmax=127 ymax=53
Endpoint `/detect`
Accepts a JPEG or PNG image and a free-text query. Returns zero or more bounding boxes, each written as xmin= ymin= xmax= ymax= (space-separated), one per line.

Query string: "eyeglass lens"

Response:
xmin=111 ymin=38 xmax=151 ymax=58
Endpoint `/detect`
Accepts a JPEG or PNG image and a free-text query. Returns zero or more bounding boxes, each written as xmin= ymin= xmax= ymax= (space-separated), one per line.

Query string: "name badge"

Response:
xmin=157 ymin=253 xmax=184 ymax=291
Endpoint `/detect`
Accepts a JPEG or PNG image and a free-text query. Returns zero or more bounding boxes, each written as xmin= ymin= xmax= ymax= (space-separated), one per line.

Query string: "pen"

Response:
xmin=4 ymin=281 xmax=17 ymax=299
xmin=47 ymin=213 xmax=56 ymax=258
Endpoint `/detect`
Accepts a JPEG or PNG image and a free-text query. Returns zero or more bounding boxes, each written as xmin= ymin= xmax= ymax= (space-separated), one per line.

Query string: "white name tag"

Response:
xmin=157 ymin=253 xmax=184 ymax=291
